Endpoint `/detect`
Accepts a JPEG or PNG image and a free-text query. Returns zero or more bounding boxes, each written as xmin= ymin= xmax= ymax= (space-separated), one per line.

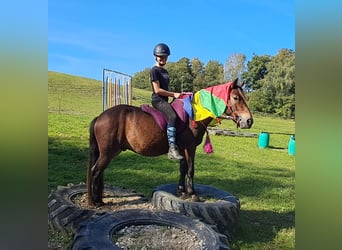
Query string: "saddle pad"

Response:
xmin=141 ymin=99 xmax=187 ymax=133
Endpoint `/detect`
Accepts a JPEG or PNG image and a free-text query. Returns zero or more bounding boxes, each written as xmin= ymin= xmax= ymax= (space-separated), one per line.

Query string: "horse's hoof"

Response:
xmin=177 ymin=187 xmax=185 ymax=196
xmin=94 ymin=201 xmax=105 ymax=208
xmin=191 ymin=194 xmax=199 ymax=202
xmin=179 ymin=192 xmax=187 ymax=198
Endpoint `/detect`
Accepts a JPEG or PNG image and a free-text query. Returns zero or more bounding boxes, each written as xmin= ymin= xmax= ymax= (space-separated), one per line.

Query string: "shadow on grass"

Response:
xmin=48 ymin=136 xmax=89 ymax=191
xmin=268 ymin=145 xmax=287 ymax=150
xmin=268 ymin=132 xmax=294 ymax=136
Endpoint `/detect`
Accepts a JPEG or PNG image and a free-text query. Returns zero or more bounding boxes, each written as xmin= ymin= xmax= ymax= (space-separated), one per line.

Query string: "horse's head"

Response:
xmin=224 ymin=78 xmax=253 ymax=129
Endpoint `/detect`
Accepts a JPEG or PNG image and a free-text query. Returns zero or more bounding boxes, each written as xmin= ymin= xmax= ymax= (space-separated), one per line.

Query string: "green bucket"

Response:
xmin=258 ymin=132 xmax=270 ymax=148
xmin=288 ymin=134 xmax=296 ymax=156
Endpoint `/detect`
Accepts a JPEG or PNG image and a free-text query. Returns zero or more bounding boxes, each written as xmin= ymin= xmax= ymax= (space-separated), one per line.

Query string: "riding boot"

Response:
xmin=167 ymin=126 xmax=183 ymax=160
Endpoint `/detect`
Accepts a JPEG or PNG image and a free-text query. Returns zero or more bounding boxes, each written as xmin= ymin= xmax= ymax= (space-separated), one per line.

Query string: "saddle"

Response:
xmin=141 ymin=99 xmax=188 ymax=133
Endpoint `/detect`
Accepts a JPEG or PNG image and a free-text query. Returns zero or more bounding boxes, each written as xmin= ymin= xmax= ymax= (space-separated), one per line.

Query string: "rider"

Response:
xmin=150 ymin=43 xmax=184 ymax=160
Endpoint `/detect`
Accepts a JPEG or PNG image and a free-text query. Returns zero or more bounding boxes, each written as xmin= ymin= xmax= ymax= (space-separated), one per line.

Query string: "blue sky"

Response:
xmin=48 ymin=0 xmax=294 ymax=80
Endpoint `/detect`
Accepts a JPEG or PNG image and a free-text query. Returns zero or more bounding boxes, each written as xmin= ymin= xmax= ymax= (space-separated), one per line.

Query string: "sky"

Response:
xmin=48 ymin=0 xmax=294 ymax=81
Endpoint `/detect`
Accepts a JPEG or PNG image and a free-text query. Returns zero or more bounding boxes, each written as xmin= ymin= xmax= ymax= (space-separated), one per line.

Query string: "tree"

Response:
xmin=224 ymin=53 xmax=246 ymax=82
xmin=248 ymin=84 xmax=277 ymax=113
xmin=203 ymin=60 xmax=224 ymax=87
xmin=248 ymin=49 xmax=295 ymax=118
xmin=191 ymin=58 xmax=205 ymax=91
xmin=242 ymin=54 xmax=271 ymax=91
xmin=132 ymin=68 xmax=150 ymax=90
xmin=260 ymin=48 xmax=295 ymax=118
xmin=166 ymin=58 xmax=193 ymax=92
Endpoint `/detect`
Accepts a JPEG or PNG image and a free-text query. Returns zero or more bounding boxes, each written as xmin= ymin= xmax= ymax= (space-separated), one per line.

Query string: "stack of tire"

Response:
xmin=48 ymin=183 xmax=240 ymax=249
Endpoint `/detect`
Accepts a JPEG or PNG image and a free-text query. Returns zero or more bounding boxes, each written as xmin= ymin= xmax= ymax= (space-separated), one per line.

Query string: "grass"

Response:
xmin=48 ymin=71 xmax=295 ymax=249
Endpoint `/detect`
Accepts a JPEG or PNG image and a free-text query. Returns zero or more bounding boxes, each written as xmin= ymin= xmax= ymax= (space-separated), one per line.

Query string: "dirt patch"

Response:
xmin=114 ymin=224 xmax=204 ymax=250
xmin=72 ymin=192 xmax=155 ymax=212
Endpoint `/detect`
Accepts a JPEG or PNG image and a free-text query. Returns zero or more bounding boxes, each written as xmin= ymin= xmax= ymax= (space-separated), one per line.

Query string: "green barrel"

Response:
xmin=258 ymin=132 xmax=270 ymax=148
xmin=288 ymin=134 xmax=296 ymax=156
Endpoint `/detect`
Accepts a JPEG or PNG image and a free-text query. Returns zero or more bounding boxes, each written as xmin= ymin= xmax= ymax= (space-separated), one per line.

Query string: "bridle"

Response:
xmin=222 ymin=86 xmax=247 ymax=124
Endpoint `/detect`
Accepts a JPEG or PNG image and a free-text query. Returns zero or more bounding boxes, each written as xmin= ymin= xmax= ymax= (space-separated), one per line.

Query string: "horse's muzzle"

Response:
xmin=237 ymin=117 xmax=253 ymax=129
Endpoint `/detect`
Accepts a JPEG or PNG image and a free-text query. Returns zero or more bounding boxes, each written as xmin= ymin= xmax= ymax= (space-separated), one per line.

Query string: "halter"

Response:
xmin=223 ymin=86 xmax=247 ymax=123
xmin=223 ymin=101 xmax=237 ymax=123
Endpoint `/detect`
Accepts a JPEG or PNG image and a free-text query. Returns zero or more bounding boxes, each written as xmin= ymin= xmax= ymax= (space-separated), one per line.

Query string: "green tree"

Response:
xmin=248 ymin=49 xmax=295 ymax=118
xmin=260 ymin=48 xmax=295 ymax=118
xmin=166 ymin=58 xmax=193 ymax=92
xmin=191 ymin=58 xmax=205 ymax=91
xmin=248 ymin=84 xmax=277 ymax=113
xmin=242 ymin=54 xmax=271 ymax=91
xmin=203 ymin=60 xmax=224 ymax=87
xmin=132 ymin=68 xmax=150 ymax=90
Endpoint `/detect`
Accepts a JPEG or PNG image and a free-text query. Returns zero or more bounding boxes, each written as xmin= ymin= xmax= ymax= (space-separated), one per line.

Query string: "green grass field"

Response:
xmin=48 ymin=71 xmax=295 ymax=249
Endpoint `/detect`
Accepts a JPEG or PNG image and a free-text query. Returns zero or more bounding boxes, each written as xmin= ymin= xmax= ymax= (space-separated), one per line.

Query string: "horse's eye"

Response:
xmin=233 ymin=96 xmax=239 ymax=101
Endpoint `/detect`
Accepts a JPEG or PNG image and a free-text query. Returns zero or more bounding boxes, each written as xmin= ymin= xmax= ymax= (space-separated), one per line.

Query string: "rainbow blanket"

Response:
xmin=183 ymin=81 xmax=233 ymax=123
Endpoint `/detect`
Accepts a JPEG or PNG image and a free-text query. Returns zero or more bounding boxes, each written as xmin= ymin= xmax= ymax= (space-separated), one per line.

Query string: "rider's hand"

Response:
xmin=173 ymin=92 xmax=182 ymax=98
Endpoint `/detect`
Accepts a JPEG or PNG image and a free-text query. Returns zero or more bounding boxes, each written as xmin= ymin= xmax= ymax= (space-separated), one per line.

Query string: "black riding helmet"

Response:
xmin=153 ymin=43 xmax=171 ymax=56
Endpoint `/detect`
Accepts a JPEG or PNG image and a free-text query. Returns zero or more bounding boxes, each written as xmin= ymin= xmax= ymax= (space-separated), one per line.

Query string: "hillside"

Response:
xmin=48 ymin=71 xmax=152 ymax=117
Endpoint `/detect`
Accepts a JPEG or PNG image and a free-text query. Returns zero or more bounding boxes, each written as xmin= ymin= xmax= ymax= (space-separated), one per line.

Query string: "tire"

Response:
xmin=48 ymin=183 xmax=147 ymax=233
xmin=72 ymin=209 xmax=230 ymax=250
xmin=152 ymin=183 xmax=240 ymax=240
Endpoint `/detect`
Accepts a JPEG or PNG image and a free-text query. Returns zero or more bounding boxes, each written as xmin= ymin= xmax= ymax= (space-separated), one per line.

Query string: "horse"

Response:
xmin=87 ymin=78 xmax=253 ymax=206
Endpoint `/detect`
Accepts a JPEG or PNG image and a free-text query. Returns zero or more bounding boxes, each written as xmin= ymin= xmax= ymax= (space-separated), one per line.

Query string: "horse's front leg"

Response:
xmin=178 ymin=147 xmax=198 ymax=200
xmin=177 ymin=158 xmax=187 ymax=196
xmin=185 ymin=148 xmax=199 ymax=202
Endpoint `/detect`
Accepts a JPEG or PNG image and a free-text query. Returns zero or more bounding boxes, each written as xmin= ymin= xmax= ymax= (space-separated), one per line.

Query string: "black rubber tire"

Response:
xmin=152 ymin=183 xmax=240 ymax=240
xmin=48 ymin=183 xmax=146 ymax=233
xmin=72 ymin=209 xmax=230 ymax=250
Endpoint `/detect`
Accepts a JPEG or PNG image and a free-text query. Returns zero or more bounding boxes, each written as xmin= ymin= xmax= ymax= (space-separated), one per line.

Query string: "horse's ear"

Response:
xmin=239 ymin=80 xmax=245 ymax=88
xmin=232 ymin=78 xmax=238 ymax=87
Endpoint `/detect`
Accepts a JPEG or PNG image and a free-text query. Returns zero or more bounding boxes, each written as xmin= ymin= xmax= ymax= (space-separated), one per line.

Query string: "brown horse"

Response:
xmin=87 ymin=78 xmax=253 ymax=206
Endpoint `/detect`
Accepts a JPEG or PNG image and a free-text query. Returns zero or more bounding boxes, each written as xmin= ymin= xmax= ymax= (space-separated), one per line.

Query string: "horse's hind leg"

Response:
xmin=184 ymin=148 xmax=199 ymax=201
xmin=89 ymin=155 xmax=111 ymax=206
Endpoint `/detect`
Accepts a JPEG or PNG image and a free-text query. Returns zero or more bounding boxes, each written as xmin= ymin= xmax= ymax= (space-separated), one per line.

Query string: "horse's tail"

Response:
xmin=87 ymin=116 xmax=99 ymax=204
